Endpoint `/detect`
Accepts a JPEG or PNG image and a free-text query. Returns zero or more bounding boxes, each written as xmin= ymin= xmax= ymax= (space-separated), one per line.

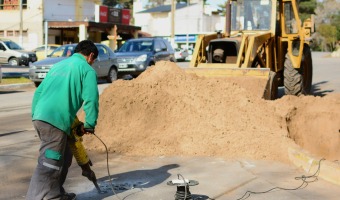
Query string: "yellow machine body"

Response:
xmin=186 ymin=0 xmax=314 ymax=100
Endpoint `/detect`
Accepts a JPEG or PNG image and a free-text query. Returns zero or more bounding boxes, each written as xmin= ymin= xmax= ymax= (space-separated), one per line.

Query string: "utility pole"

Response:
xmin=186 ymin=0 xmax=189 ymax=49
xmin=171 ymin=0 xmax=175 ymax=47
xmin=19 ymin=0 xmax=23 ymax=46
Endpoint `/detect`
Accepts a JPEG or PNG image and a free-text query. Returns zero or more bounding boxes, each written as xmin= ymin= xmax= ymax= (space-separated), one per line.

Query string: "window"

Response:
xmin=7 ymin=30 xmax=14 ymax=36
xmin=0 ymin=43 xmax=5 ymax=50
xmin=154 ymin=39 xmax=166 ymax=52
xmin=97 ymin=46 xmax=108 ymax=57
xmin=284 ymin=2 xmax=298 ymax=34
xmin=0 ymin=0 xmax=27 ymax=10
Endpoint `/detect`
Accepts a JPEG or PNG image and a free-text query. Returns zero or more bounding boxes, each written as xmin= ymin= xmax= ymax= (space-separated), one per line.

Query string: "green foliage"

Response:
xmin=329 ymin=11 xmax=340 ymax=41
xmin=0 ymin=77 xmax=32 ymax=85
xmin=298 ymin=0 xmax=317 ymax=22
xmin=313 ymin=0 xmax=340 ymax=51
xmin=102 ymin=0 xmax=117 ymax=7
xmin=317 ymin=24 xmax=337 ymax=51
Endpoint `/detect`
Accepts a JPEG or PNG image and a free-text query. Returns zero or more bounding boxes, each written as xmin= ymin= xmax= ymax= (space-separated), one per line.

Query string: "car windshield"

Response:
xmin=231 ymin=0 xmax=272 ymax=31
xmin=49 ymin=45 xmax=75 ymax=58
xmin=118 ymin=40 xmax=154 ymax=52
xmin=4 ymin=41 xmax=23 ymax=50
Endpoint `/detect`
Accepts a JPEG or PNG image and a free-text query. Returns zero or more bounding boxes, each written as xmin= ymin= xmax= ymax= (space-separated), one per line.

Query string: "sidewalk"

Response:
xmin=1 ymin=64 xmax=29 ymax=77
xmin=0 ymin=64 xmax=34 ymax=89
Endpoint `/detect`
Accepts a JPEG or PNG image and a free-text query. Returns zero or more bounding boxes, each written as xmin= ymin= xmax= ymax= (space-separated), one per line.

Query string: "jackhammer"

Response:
xmin=68 ymin=117 xmax=106 ymax=194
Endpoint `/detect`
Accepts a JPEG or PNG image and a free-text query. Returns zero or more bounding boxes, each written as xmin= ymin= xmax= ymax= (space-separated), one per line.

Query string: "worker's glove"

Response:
xmin=80 ymin=161 xmax=97 ymax=182
xmin=75 ymin=122 xmax=85 ymax=136
xmin=71 ymin=117 xmax=85 ymax=137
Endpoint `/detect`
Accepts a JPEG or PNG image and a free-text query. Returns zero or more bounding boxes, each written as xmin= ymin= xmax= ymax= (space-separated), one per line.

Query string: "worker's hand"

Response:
xmin=80 ymin=161 xmax=96 ymax=182
xmin=75 ymin=122 xmax=85 ymax=137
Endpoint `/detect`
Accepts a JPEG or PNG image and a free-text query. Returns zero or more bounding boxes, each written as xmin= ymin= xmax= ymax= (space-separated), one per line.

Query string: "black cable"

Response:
xmin=93 ymin=133 xmax=122 ymax=200
xmin=236 ymin=158 xmax=325 ymax=200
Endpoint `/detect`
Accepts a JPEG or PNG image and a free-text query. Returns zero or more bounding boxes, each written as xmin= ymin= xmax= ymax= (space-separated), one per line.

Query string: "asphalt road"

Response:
xmin=0 ymin=52 xmax=340 ymax=200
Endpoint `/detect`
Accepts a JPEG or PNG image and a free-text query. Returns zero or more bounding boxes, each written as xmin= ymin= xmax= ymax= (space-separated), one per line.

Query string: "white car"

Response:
xmin=174 ymin=48 xmax=189 ymax=62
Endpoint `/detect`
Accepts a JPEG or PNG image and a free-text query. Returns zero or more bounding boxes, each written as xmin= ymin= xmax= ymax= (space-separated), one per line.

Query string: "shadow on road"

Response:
xmin=312 ymin=81 xmax=334 ymax=96
xmin=76 ymin=164 xmax=180 ymax=200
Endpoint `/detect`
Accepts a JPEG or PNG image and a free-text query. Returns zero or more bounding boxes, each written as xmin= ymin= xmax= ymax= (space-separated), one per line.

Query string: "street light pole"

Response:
xmin=186 ymin=0 xmax=189 ymax=49
xmin=171 ymin=0 xmax=175 ymax=47
xmin=19 ymin=0 xmax=23 ymax=47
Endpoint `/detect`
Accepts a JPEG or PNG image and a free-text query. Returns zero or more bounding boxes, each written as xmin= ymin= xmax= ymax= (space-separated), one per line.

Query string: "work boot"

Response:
xmin=60 ymin=192 xmax=76 ymax=200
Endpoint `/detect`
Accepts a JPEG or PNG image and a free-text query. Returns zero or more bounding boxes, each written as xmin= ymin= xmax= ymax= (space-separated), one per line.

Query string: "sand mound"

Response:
xmin=281 ymin=95 xmax=340 ymax=160
xmin=82 ymin=61 xmax=340 ymax=163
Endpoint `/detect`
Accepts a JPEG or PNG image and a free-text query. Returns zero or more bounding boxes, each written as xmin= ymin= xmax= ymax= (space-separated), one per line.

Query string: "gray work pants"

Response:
xmin=26 ymin=120 xmax=73 ymax=200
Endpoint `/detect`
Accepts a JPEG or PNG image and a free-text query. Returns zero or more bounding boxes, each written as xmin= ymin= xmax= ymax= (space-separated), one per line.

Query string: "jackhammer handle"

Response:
xmin=84 ymin=128 xmax=95 ymax=134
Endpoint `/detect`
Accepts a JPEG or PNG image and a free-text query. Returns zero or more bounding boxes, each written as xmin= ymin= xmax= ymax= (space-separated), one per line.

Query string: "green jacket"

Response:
xmin=32 ymin=53 xmax=99 ymax=135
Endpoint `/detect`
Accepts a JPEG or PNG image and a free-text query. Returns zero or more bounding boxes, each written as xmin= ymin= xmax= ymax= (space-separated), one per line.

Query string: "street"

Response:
xmin=0 ymin=52 xmax=340 ymax=199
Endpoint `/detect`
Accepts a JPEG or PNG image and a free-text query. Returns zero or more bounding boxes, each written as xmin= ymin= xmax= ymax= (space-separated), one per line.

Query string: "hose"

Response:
xmin=92 ymin=132 xmax=122 ymax=200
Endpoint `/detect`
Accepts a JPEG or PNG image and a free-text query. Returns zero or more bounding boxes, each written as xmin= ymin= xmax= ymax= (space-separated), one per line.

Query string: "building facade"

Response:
xmin=0 ymin=0 xmax=140 ymax=50
xmin=133 ymin=1 xmax=225 ymax=49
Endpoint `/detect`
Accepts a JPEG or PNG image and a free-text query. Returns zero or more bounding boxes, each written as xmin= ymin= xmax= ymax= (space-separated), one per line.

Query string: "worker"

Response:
xmin=26 ymin=40 xmax=99 ymax=200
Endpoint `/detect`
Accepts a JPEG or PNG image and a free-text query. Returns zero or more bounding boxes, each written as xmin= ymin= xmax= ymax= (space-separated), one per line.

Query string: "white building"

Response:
xmin=0 ymin=0 xmax=140 ymax=50
xmin=133 ymin=1 xmax=225 ymax=49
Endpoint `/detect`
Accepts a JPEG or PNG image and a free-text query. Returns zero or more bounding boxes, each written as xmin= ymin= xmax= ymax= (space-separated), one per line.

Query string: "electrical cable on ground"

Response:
xmin=93 ymin=133 xmax=122 ymax=200
xmin=236 ymin=158 xmax=326 ymax=200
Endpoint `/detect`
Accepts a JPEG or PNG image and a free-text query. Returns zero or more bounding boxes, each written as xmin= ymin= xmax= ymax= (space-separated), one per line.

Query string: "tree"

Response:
xmin=298 ymin=0 xmax=317 ymax=22
xmin=317 ymin=24 xmax=337 ymax=51
xmin=314 ymin=0 xmax=340 ymax=51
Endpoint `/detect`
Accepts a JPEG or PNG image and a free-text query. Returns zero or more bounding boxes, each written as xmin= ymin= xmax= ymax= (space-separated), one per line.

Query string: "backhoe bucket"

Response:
xmin=184 ymin=68 xmax=277 ymax=100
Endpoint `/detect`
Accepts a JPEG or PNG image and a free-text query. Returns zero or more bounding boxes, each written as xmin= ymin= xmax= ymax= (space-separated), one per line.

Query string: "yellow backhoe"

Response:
xmin=186 ymin=0 xmax=314 ymax=100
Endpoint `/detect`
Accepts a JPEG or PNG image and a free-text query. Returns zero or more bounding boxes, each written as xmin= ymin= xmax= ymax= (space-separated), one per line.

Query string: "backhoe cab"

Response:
xmin=187 ymin=0 xmax=314 ymax=100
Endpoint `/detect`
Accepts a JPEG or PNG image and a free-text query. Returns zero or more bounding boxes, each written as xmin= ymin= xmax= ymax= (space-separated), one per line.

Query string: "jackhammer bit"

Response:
xmin=81 ymin=162 xmax=107 ymax=194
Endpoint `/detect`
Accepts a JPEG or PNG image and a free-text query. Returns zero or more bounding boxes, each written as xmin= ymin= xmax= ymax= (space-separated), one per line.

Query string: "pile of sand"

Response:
xmin=82 ymin=61 xmax=340 ymax=163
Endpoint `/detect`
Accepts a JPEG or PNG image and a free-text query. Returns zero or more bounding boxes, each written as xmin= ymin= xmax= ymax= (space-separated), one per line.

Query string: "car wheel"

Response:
xmin=106 ymin=67 xmax=117 ymax=83
xmin=9 ymin=58 xmax=18 ymax=66
xmin=34 ymin=82 xmax=40 ymax=88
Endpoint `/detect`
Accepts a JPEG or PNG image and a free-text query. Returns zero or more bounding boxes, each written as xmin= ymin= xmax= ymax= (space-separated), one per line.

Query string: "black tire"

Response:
xmin=106 ymin=67 xmax=117 ymax=83
xmin=300 ymin=46 xmax=313 ymax=94
xmin=284 ymin=46 xmax=313 ymax=95
xmin=263 ymin=71 xmax=278 ymax=100
xmin=34 ymin=82 xmax=40 ymax=88
xmin=9 ymin=58 xmax=18 ymax=66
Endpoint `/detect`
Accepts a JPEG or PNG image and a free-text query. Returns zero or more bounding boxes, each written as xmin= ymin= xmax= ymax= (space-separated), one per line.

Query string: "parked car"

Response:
xmin=174 ymin=48 xmax=189 ymax=62
xmin=31 ymin=44 xmax=60 ymax=61
xmin=29 ymin=43 xmax=117 ymax=87
xmin=113 ymin=37 xmax=175 ymax=78
xmin=0 ymin=38 xmax=37 ymax=66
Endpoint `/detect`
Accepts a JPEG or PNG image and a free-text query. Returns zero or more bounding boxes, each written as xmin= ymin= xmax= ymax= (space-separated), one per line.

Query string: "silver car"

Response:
xmin=29 ymin=43 xmax=118 ymax=87
xmin=0 ymin=38 xmax=37 ymax=66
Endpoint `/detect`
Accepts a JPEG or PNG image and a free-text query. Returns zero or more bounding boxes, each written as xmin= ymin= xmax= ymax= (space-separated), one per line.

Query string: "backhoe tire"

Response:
xmin=283 ymin=46 xmax=313 ymax=96
xmin=300 ymin=46 xmax=313 ymax=94
xmin=264 ymin=71 xmax=278 ymax=100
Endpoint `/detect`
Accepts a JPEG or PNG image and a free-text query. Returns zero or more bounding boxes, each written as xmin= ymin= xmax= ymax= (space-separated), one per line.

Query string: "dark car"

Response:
xmin=29 ymin=43 xmax=117 ymax=87
xmin=0 ymin=38 xmax=37 ymax=66
xmin=113 ymin=37 xmax=175 ymax=78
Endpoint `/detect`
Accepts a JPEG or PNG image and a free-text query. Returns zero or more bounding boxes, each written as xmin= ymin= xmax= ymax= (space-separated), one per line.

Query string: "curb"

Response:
xmin=0 ymin=82 xmax=35 ymax=90
xmin=288 ymin=145 xmax=340 ymax=186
